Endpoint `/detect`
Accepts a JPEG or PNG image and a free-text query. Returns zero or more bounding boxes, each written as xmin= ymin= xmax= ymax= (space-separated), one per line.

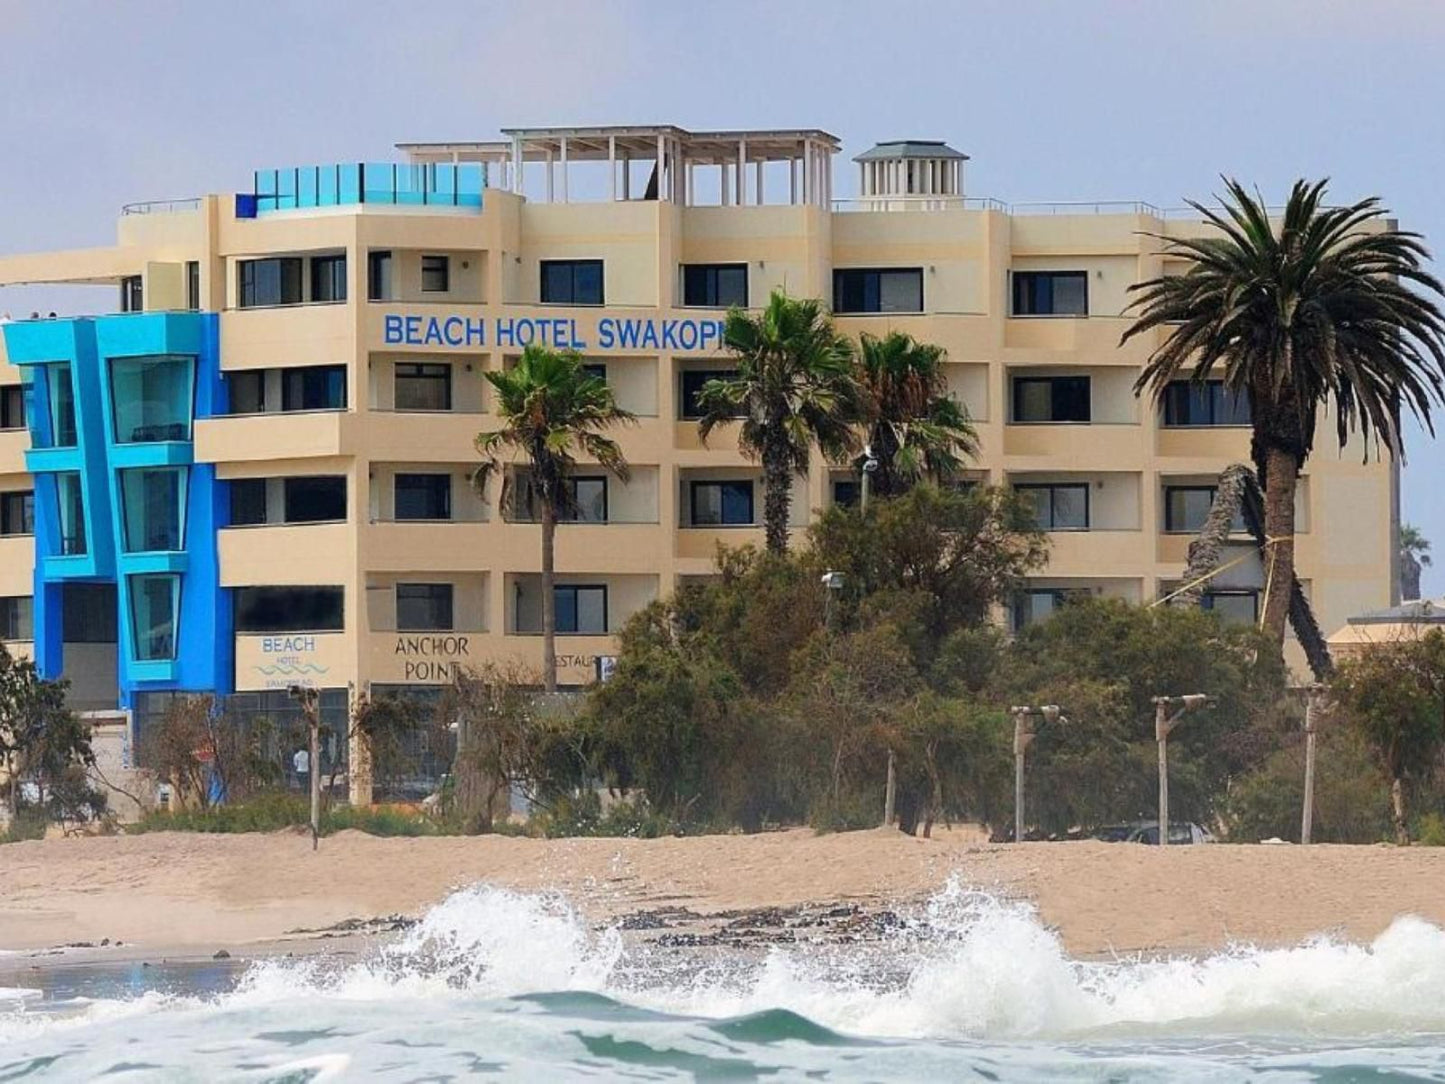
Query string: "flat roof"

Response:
xmin=398 ymin=124 xmax=841 ymax=165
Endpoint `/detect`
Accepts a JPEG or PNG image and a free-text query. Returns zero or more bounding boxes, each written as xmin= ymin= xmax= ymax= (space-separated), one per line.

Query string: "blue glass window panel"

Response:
xmin=121 ymin=467 xmax=187 ymax=552
xmin=48 ymin=364 xmax=77 ymax=448
xmin=56 ymin=472 xmax=86 ymax=556
xmin=130 ymin=574 xmax=179 ymax=661
xmin=110 ymin=355 xmax=195 ymax=443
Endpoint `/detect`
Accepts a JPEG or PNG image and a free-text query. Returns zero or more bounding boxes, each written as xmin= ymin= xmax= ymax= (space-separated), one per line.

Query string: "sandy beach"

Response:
xmin=2 ymin=828 xmax=1444 ymax=962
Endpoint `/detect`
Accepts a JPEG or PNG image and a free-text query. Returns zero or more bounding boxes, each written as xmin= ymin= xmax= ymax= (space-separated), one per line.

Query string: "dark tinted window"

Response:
xmin=691 ymin=481 xmax=754 ymax=526
xmin=239 ymin=258 xmax=303 ymax=308
xmin=0 ymin=490 xmax=34 ymax=536
xmin=0 ymin=385 xmax=23 ymax=430
xmin=1010 ymin=588 xmax=1086 ymax=632
xmin=555 ymin=584 xmax=607 ymax=634
xmin=229 ymin=478 xmax=268 ymax=526
xmin=1163 ymin=486 xmax=1245 ymax=534
xmin=63 ymin=583 xmax=117 ymax=643
xmin=394 ymin=363 xmax=452 ymax=411
xmin=0 ymin=596 xmax=32 ymax=640
xmin=540 ymin=260 xmax=604 ymax=305
xmin=421 ymin=255 xmax=450 ymax=293
xmin=396 ymin=583 xmax=454 ymax=631
xmin=682 ymin=264 xmax=748 ymax=307
xmin=284 ymin=476 xmax=347 ymax=523
xmin=309 ymin=255 xmax=347 ymax=303
xmin=680 ymin=369 xmax=736 ymax=419
xmin=186 ymin=261 xmax=201 ymax=310
xmin=1012 ymin=271 xmax=1088 ymax=316
xmin=833 ymin=268 xmax=923 ymax=313
xmin=368 ymin=251 xmax=393 ymax=300
xmin=1015 ymin=483 xmax=1089 ymax=530
xmin=1012 ymin=376 xmax=1090 ymax=423
xmin=395 ymin=474 xmax=452 ymax=520
xmin=832 ymin=480 xmax=860 ymax=508
xmin=120 ymin=275 xmax=143 ymax=313
xmin=235 ymin=586 xmax=344 ymax=633
xmin=281 ymin=366 xmax=346 ymax=411
xmin=229 ymin=370 xmax=266 ymax=414
xmin=1162 ymin=381 xmax=1251 ymax=426
xmin=1203 ymin=590 xmax=1259 ymax=625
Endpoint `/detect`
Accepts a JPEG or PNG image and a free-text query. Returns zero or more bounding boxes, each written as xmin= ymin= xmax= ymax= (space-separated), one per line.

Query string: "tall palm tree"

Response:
xmin=1124 ymin=179 xmax=1445 ymax=649
xmin=855 ymin=330 xmax=978 ymax=497
xmin=477 ymin=345 xmax=634 ymax=692
xmin=1401 ymin=523 xmax=1433 ymax=601
xmin=696 ymin=290 xmax=863 ymax=553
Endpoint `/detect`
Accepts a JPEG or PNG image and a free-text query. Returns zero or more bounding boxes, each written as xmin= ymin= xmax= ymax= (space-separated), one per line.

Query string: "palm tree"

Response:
xmin=696 ymin=290 xmax=863 ymax=553
xmin=477 ymin=345 xmax=634 ymax=692
xmin=1401 ymin=524 xmax=1433 ymax=601
xmin=855 ymin=330 xmax=978 ymax=497
xmin=1124 ymin=179 xmax=1445 ymax=650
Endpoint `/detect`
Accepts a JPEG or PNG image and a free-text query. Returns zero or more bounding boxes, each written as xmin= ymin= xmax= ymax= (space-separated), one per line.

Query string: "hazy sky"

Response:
xmin=3 ymin=0 xmax=1444 ymax=592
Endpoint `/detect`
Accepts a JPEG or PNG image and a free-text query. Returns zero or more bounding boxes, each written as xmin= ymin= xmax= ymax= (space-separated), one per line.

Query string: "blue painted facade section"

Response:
xmin=1 ymin=313 xmax=233 ymax=707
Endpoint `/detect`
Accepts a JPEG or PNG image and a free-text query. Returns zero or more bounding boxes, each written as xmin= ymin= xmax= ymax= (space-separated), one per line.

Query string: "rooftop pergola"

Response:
xmin=396 ymin=125 xmax=842 ymax=207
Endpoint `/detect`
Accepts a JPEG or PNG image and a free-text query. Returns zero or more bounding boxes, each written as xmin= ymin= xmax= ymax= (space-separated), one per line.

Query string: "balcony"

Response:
xmin=251 ymin=162 xmax=484 ymax=214
xmin=365 ymin=410 xmax=488 ymax=462
xmin=219 ymin=523 xmax=352 ymax=586
xmin=1155 ymin=426 xmax=1252 ymax=462
xmin=195 ymin=410 xmax=357 ymax=463
xmin=676 ymin=526 xmax=768 ymax=562
xmin=1042 ymin=530 xmax=1150 ymax=576
xmin=366 ymin=518 xmax=486 ymax=572
xmin=0 ymin=428 xmax=28 ymax=474
xmin=1002 ymin=424 xmax=1146 ymax=464
xmin=221 ymin=302 xmax=353 ymax=370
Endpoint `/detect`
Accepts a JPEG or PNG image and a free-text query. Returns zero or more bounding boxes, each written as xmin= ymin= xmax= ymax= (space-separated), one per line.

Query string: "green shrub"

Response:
xmin=532 ymin=793 xmax=673 ymax=839
xmin=1417 ymin=812 xmax=1445 ymax=847
xmin=1 ymin=807 xmax=49 ymax=844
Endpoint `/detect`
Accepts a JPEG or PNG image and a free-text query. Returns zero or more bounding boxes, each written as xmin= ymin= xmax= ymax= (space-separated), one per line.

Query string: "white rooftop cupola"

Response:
xmin=853 ymin=140 xmax=968 ymax=208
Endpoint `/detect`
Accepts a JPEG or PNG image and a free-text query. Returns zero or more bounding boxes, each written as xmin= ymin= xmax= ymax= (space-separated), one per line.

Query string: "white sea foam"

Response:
xmin=6 ymin=880 xmax=1445 ymax=1047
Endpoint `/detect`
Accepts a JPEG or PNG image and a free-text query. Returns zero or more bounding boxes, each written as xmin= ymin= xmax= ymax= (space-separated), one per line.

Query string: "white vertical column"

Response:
xmin=737 ymin=139 xmax=747 ymax=205
xmin=622 ymin=153 xmax=631 ymax=200
xmin=656 ymin=134 xmax=666 ymax=202
xmin=545 ymin=149 xmax=554 ymax=203
xmin=789 ymin=156 xmax=798 ymax=204
xmin=559 ymin=137 xmax=569 ymax=203
xmin=801 ymin=140 xmax=811 ymax=204
xmin=511 ymin=136 xmax=524 ymax=194
xmin=608 ymin=136 xmax=617 ymax=201
xmin=756 ymin=159 xmax=764 ymax=205
xmin=721 ymin=159 xmax=731 ymax=205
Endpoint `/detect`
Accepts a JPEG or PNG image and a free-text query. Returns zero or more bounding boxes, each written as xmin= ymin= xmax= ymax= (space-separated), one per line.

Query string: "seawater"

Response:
xmin=3 ymin=880 xmax=1445 ymax=1081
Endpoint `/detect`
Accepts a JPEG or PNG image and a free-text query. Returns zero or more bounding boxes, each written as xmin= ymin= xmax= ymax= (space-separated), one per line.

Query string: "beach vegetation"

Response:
xmin=0 ymin=643 xmax=99 ymax=828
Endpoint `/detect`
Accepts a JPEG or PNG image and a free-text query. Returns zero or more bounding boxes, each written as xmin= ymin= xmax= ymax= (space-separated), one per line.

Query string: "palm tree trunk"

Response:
xmin=762 ymin=448 xmax=792 ymax=554
xmin=541 ymin=500 xmax=557 ymax=693
xmin=1391 ymin=776 xmax=1410 ymax=845
xmin=1260 ymin=445 xmax=1299 ymax=646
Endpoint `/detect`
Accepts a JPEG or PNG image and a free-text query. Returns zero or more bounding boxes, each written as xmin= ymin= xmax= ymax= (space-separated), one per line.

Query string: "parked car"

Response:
xmin=1092 ymin=821 xmax=1214 ymax=844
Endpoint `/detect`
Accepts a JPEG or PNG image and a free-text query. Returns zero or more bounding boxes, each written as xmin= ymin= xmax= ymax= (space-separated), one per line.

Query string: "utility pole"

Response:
xmin=858 ymin=448 xmax=894 ymax=827
xmin=1152 ymin=694 xmax=1211 ymax=845
xmin=1300 ymin=684 xmax=1323 ymax=845
xmin=1010 ymin=705 xmax=1063 ymax=843
xmin=289 ymin=684 xmax=321 ymax=851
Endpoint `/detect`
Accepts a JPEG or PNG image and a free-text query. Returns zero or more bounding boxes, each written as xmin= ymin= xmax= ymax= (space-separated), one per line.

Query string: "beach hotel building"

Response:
xmin=0 ymin=124 xmax=1398 ymax=732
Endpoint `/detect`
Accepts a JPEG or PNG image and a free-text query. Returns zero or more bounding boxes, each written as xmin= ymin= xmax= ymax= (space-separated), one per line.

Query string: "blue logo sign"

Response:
xmin=382 ymin=313 xmax=727 ymax=353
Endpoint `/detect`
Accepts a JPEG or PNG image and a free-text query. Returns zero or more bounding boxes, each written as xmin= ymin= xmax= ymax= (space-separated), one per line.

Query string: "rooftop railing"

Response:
xmin=121 ymin=198 xmax=202 ymax=216
xmin=252 ymin=163 xmax=485 ymax=213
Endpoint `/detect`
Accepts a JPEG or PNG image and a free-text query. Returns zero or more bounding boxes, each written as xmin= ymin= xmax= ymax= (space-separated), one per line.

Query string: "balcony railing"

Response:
xmin=832 ymin=196 xmax=1007 ymax=213
xmin=251 ymin=163 xmax=484 ymax=213
xmin=121 ymin=198 xmax=202 ymax=216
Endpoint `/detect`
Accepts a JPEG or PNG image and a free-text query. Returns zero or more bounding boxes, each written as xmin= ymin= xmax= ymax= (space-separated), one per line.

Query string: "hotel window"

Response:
xmin=1161 ymin=380 xmax=1251 ymax=427
xmin=1011 ymin=271 xmax=1088 ymax=316
xmin=1202 ymin=589 xmax=1259 ymax=625
xmin=0 ymin=596 xmax=32 ymax=641
xmin=120 ymin=275 xmax=143 ymax=313
xmin=555 ymin=584 xmax=607 ymax=634
xmin=229 ymin=478 xmax=268 ymax=526
xmin=421 ymin=254 xmax=450 ymax=293
xmin=310 ymin=254 xmax=347 ymax=303
xmin=682 ymin=264 xmax=748 ymax=308
xmin=832 ymin=479 xmax=860 ymax=508
xmin=47 ymin=364 xmax=77 ymax=448
xmin=238 ymin=257 xmax=303 ymax=308
xmin=1163 ymin=485 xmax=1246 ymax=534
xmin=120 ymin=467 xmax=187 ymax=552
xmin=833 ymin=268 xmax=923 ymax=314
xmin=283 ymin=476 xmax=347 ymax=524
xmin=396 ymin=583 xmax=454 ymax=632
xmin=0 ymin=385 xmax=22 ymax=430
xmin=1010 ymin=588 xmax=1087 ymax=632
xmin=394 ymin=473 xmax=452 ymax=521
xmin=186 ymin=261 xmax=201 ymax=311
xmin=229 ymin=370 xmax=266 ymax=414
xmin=281 ymin=365 xmax=347 ymax=411
xmin=560 ymin=476 xmax=607 ymax=523
xmin=581 ymin=363 xmax=607 ymax=383
xmin=235 ymin=586 xmax=345 ymax=633
xmin=129 ymin=574 xmax=179 ymax=662
xmin=690 ymin=480 xmax=754 ymax=526
xmin=540 ymin=260 xmax=604 ymax=305
xmin=110 ymin=355 xmax=194 ymax=443
xmin=64 ymin=583 xmax=117 ymax=642
xmin=1015 ymin=483 xmax=1089 ymax=531
xmin=0 ymin=491 xmax=34 ymax=536
xmin=1012 ymin=376 xmax=1090 ymax=423
xmin=394 ymin=363 xmax=452 ymax=412
xmin=368 ymin=251 xmax=393 ymax=301
xmin=679 ymin=369 xmax=736 ymax=420
xmin=56 ymin=473 xmax=86 ymax=556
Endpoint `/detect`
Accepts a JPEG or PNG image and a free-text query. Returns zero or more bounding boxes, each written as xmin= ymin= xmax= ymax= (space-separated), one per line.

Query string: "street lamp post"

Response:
xmin=1152 ymin=693 xmax=1211 ymax=846
xmin=289 ymin=684 xmax=322 ymax=851
xmin=1300 ymin=684 xmax=1323 ymax=845
xmin=860 ymin=446 xmax=878 ymax=514
xmin=1010 ymin=704 xmax=1063 ymax=843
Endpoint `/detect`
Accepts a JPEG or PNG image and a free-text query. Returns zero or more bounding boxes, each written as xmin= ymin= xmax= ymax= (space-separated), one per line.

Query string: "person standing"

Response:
xmin=293 ymin=746 xmax=310 ymax=794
